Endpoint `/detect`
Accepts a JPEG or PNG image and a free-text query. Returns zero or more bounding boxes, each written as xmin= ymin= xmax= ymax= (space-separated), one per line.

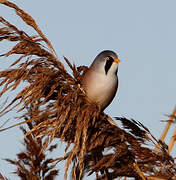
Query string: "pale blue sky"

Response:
xmin=0 ymin=0 xmax=176 ymax=179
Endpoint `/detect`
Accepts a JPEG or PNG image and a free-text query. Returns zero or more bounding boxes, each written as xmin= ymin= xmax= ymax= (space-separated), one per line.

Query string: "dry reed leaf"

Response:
xmin=0 ymin=1 xmax=176 ymax=180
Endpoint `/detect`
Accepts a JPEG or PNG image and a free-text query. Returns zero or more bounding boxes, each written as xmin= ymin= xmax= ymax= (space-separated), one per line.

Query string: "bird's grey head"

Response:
xmin=91 ymin=50 xmax=120 ymax=75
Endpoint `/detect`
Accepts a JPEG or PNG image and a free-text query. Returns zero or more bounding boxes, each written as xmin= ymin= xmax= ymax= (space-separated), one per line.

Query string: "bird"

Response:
xmin=81 ymin=50 xmax=120 ymax=111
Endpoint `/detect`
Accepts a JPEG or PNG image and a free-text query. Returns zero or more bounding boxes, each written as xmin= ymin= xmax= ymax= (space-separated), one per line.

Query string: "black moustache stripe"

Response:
xmin=105 ymin=58 xmax=113 ymax=75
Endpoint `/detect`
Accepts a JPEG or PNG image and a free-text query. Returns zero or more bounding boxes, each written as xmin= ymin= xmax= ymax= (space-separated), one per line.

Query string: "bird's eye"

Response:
xmin=105 ymin=56 xmax=110 ymax=61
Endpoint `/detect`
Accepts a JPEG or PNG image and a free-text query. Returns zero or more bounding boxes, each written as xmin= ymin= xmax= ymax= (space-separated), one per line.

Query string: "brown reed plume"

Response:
xmin=5 ymin=118 xmax=59 ymax=179
xmin=0 ymin=1 xmax=176 ymax=179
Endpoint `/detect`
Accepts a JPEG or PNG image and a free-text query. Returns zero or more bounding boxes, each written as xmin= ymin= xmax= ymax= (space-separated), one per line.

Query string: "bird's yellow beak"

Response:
xmin=114 ymin=58 xmax=120 ymax=63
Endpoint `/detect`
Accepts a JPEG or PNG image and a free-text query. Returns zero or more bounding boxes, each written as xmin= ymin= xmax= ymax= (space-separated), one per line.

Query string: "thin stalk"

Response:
xmin=168 ymin=125 xmax=176 ymax=153
xmin=154 ymin=105 xmax=176 ymax=151
xmin=133 ymin=163 xmax=146 ymax=180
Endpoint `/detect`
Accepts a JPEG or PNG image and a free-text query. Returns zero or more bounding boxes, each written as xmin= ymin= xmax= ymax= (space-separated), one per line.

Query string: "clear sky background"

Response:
xmin=0 ymin=0 xmax=176 ymax=179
